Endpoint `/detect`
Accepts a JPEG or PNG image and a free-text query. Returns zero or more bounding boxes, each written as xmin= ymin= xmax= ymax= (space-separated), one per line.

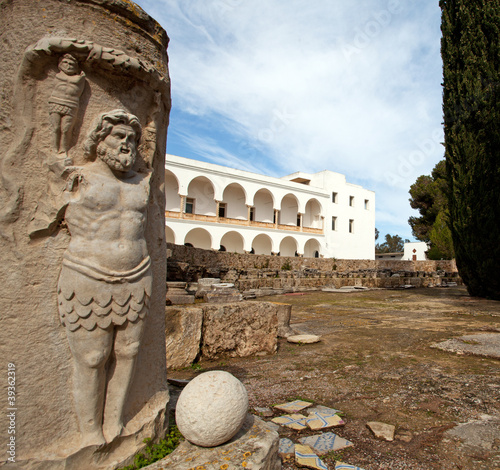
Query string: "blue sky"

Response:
xmin=133 ymin=0 xmax=444 ymax=242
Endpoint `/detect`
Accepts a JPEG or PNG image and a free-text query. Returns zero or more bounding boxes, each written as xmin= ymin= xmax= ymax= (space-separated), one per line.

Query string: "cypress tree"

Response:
xmin=440 ymin=0 xmax=500 ymax=298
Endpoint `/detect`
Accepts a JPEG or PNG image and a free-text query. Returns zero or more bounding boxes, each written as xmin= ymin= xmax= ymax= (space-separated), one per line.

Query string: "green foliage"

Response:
xmin=427 ymin=212 xmax=455 ymax=260
xmin=440 ymin=0 xmax=500 ymax=298
xmin=117 ymin=426 xmax=183 ymax=470
xmin=408 ymin=160 xmax=454 ymax=259
xmin=281 ymin=260 xmax=292 ymax=271
xmin=375 ymin=234 xmax=409 ymax=254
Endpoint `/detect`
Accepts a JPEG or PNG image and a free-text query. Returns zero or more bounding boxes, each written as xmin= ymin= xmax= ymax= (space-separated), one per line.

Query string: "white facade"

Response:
xmin=403 ymin=242 xmax=429 ymax=261
xmin=165 ymin=154 xmax=375 ymax=259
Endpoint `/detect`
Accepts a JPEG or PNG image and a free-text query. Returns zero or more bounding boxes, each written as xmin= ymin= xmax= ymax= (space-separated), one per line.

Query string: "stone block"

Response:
xmin=166 ymin=281 xmax=195 ymax=305
xmin=271 ymin=302 xmax=295 ymax=338
xmin=145 ymin=415 xmax=281 ymax=470
xmin=201 ymin=302 xmax=278 ymax=359
xmin=165 ymin=306 xmax=203 ymax=369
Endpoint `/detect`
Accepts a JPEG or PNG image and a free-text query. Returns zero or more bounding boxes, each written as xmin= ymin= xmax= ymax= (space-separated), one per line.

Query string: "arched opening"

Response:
xmin=303 ymin=198 xmax=323 ymax=229
xmin=186 ymin=177 xmax=216 ymax=216
xmin=252 ymin=234 xmax=273 ymax=255
xmin=220 ymin=231 xmax=245 ymax=254
xmin=280 ymin=194 xmax=299 ymax=226
xmin=279 ymin=236 xmax=298 ymax=257
xmin=165 ymin=170 xmax=180 ymax=212
xmin=253 ymin=189 xmax=275 ymax=223
xmin=184 ymin=228 xmax=212 ymax=250
xmin=165 ymin=225 xmax=175 ymax=244
xmin=304 ymin=239 xmax=321 ymax=258
xmin=222 ymin=183 xmax=247 ymax=220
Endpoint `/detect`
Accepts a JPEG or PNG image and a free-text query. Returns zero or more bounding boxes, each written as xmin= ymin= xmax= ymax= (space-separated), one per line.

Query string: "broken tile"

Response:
xmin=265 ymin=421 xmax=280 ymax=432
xmin=299 ymin=432 xmax=354 ymax=455
xmin=306 ymin=411 xmax=345 ymax=430
xmin=272 ymin=413 xmax=308 ymax=430
xmin=274 ymin=399 xmax=314 ymax=413
xmin=254 ymin=406 xmax=273 ymax=417
xmin=308 ymin=405 xmax=342 ymax=416
xmin=294 ymin=444 xmax=328 ymax=470
xmin=279 ymin=437 xmax=295 ymax=457
xmin=366 ymin=421 xmax=395 ymax=441
xmin=395 ymin=430 xmax=413 ymax=443
xmin=335 ymin=462 xmax=366 ymax=470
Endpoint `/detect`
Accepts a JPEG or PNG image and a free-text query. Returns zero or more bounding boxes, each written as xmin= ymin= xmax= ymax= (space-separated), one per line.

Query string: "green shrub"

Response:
xmin=281 ymin=260 xmax=292 ymax=271
xmin=117 ymin=425 xmax=183 ymax=470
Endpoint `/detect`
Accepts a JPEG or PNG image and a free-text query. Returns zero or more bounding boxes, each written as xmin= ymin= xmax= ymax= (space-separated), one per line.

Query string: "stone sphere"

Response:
xmin=175 ymin=371 xmax=248 ymax=447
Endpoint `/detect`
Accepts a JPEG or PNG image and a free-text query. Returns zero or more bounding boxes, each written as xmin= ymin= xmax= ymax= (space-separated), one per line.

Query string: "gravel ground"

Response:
xmin=168 ymin=286 xmax=500 ymax=470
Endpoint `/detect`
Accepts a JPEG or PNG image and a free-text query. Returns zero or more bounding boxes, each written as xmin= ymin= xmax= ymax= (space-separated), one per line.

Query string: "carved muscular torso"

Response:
xmin=65 ymin=161 xmax=151 ymax=273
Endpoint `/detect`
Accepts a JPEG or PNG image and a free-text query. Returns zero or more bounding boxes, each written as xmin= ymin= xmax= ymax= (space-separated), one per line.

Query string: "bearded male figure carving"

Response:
xmin=57 ymin=109 xmax=152 ymax=446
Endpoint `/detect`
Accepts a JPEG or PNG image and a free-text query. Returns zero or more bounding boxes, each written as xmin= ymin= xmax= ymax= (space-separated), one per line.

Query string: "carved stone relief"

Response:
xmin=48 ymin=53 xmax=86 ymax=161
xmin=57 ymin=109 xmax=153 ymax=445
xmin=0 ymin=14 xmax=170 ymax=465
xmin=1 ymin=36 xmax=170 ymax=239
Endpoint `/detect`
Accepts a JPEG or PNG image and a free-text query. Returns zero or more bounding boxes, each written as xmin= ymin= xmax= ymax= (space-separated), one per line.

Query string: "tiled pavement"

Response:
xmin=267 ymin=401 xmax=366 ymax=470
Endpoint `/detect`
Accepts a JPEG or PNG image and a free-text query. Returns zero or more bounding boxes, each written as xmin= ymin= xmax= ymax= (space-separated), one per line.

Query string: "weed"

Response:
xmin=288 ymin=396 xmax=314 ymax=403
xmin=281 ymin=260 xmax=292 ymax=271
xmin=325 ymin=449 xmax=344 ymax=460
xmin=188 ymin=362 xmax=204 ymax=371
xmin=117 ymin=425 xmax=183 ymax=470
xmin=461 ymin=339 xmax=480 ymax=345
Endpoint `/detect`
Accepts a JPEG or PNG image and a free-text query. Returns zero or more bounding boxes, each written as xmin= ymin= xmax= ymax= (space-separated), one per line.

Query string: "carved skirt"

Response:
xmin=57 ymin=258 xmax=152 ymax=332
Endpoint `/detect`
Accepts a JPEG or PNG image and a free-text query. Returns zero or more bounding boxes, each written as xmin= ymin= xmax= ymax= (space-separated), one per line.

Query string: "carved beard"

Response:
xmin=97 ymin=141 xmax=135 ymax=173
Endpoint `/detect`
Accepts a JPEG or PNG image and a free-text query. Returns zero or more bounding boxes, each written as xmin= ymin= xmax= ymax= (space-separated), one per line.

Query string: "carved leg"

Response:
xmin=49 ymin=112 xmax=62 ymax=153
xmin=66 ymin=326 xmax=114 ymax=448
xmin=60 ymin=114 xmax=74 ymax=156
xmin=103 ymin=319 xmax=145 ymax=442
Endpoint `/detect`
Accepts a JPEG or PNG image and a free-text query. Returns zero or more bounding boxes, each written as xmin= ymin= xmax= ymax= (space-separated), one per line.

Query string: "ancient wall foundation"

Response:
xmin=167 ymin=243 xmax=460 ymax=295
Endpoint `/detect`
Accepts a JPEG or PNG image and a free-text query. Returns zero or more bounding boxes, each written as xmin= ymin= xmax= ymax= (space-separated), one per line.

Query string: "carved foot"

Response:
xmin=104 ymin=421 xmax=124 ymax=443
xmin=80 ymin=430 xmax=106 ymax=448
xmin=56 ymin=150 xmax=73 ymax=166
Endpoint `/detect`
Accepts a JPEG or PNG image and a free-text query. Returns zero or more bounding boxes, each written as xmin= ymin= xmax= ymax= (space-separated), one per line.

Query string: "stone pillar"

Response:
xmin=274 ymin=209 xmax=279 ymax=228
xmin=298 ymin=212 xmax=303 ymax=231
xmin=180 ymin=195 xmax=186 ymax=218
xmin=0 ymin=1 xmax=171 ymax=468
xmin=216 ymin=200 xmax=221 ymax=221
xmin=246 ymin=204 xmax=252 ymax=225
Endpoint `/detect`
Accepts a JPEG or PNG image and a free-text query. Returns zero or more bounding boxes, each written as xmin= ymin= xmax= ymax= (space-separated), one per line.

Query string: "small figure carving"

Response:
xmin=48 ymin=54 xmax=86 ymax=159
xmin=57 ymin=110 xmax=151 ymax=446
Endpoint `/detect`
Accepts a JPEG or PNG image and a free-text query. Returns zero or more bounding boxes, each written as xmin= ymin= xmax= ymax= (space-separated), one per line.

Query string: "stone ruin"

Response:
xmin=0 ymin=1 xmax=171 ymax=468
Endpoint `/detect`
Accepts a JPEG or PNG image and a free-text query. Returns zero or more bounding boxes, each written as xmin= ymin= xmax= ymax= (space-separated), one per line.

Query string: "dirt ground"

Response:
xmin=168 ymin=286 xmax=500 ymax=470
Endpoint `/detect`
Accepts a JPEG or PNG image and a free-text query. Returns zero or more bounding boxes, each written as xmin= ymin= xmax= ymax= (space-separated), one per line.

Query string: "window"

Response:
xmin=364 ymin=199 xmax=369 ymax=210
xmin=331 ymin=216 xmax=337 ymax=231
xmin=218 ymin=203 xmax=227 ymax=218
xmin=349 ymin=219 xmax=354 ymax=233
xmin=185 ymin=197 xmax=195 ymax=214
xmin=249 ymin=206 xmax=255 ymax=221
xmin=349 ymin=196 xmax=354 ymax=207
xmin=296 ymin=215 xmax=301 ymax=227
xmin=332 ymin=192 xmax=338 ymax=203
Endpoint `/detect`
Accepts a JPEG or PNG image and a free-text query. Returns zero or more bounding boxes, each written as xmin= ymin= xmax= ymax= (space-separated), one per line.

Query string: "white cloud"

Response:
xmin=135 ymin=0 xmax=444 ymax=239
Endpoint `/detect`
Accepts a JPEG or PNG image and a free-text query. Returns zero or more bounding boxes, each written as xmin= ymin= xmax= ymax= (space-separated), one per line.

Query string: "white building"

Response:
xmin=165 ymin=154 xmax=375 ymax=259
xmin=375 ymin=242 xmax=430 ymax=261
xmin=403 ymin=242 xmax=429 ymax=261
